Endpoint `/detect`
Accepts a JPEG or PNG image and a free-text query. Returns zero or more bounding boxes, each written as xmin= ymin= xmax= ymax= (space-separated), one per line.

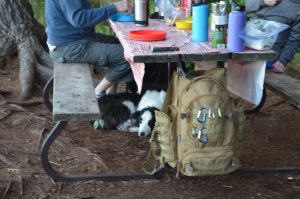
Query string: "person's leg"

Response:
xmin=95 ymin=78 xmax=115 ymax=98
xmin=49 ymin=40 xmax=115 ymax=96
xmin=87 ymin=35 xmax=133 ymax=95
xmin=106 ymin=84 xmax=118 ymax=94
xmin=49 ymin=35 xmax=133 ymax=98
xmin=93 ymin=33 xmax=126 ymax=94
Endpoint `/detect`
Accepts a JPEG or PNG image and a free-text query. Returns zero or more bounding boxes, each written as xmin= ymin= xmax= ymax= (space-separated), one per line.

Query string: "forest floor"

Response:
xmin=0 ymin=57 xmax=300 ymax=199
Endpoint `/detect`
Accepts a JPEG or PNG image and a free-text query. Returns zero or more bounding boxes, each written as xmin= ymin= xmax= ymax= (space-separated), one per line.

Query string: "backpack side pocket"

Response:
xmin=143 ymin=109 xmax=177 ymax=174
xmin=152 ymin=110 xmax=177 ymax=168
xmin=233 ymin=100 xmax=246 ymax=157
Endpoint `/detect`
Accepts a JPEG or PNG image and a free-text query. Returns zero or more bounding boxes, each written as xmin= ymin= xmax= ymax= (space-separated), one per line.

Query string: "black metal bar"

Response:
xmin=167 ymin=62 xmax=171 ymax=83
xmin=43 ymin=76 xmax=54 ymax=112
xmin=40 ymin=121 xmax=165 ymax=182
xmin=237 ymin=167 xmax=300 ymax=174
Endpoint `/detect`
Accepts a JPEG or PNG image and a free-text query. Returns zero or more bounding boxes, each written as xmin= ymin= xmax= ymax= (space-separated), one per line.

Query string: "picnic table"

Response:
xmin=41 ymin=18 xmax=300 ymax=183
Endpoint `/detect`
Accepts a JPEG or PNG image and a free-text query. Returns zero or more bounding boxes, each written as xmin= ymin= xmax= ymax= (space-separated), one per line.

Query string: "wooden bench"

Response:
xmin=41 ymin=62 xmax=162 ymax=182
xmin=264 ymin=70 xmax=300 ymax=109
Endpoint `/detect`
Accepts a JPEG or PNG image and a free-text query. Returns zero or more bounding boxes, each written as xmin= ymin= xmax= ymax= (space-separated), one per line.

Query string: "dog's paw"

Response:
xmin=93 ymin=119 xmax=105 ymax=129
xmin=128 ymin=126 xmax=139 ymax=133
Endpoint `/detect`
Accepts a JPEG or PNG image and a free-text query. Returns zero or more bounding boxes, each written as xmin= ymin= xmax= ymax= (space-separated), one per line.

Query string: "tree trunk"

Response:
xmin=0 ymin=0 xmax=53 ymax=99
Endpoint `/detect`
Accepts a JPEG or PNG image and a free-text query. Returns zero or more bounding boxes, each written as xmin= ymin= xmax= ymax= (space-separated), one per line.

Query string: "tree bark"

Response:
xmin=0 ymin=0 xmax=53 ymax=99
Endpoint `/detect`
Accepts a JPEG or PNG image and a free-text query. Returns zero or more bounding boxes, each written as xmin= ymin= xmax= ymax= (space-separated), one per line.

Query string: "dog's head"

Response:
xmin=132 ymin=89 xmax=166 ymax=137
xmin=132 ymin=107 xmax=158 ymax=137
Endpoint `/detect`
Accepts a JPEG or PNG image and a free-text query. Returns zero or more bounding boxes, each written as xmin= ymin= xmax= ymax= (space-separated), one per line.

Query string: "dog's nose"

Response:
xmin=139 ymin=132 xmax=146 ymax=137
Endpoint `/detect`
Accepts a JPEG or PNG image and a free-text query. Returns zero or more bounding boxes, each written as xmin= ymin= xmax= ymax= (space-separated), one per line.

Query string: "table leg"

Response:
xmin=176 ymin=62 xmax=187 ymax=76
xmin=40 ymin=121 xmax=165 ymax=182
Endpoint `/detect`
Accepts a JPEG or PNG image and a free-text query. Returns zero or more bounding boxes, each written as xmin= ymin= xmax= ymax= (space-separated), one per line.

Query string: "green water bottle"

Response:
xmin=212 ymin=25 xmax=226 ymax=48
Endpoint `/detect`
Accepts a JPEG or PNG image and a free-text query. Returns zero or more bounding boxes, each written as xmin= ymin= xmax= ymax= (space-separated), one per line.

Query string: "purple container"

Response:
xmin=227 ymin=11 xmax=246 ymax=52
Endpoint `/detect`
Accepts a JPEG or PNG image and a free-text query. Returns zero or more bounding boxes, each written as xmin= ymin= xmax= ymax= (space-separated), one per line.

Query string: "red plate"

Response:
xmin=129 ymin=30 xmax=167 ymax=41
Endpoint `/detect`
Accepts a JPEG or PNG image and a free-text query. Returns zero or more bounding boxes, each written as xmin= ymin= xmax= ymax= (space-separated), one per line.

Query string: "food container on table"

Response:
xmin=110 ymin=13 xmax=134 ymax=22
xmin=175 ymin=19 xmax=192 ymax=30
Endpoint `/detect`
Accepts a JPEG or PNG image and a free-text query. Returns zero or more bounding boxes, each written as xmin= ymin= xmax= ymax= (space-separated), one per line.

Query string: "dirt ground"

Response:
xmin=0 ymin=58 xmax=300 ymax=199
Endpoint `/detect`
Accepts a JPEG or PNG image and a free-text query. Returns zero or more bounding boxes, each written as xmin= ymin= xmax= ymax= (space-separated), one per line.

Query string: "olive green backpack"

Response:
xmin=145 ymin=68 xmax=246 ymax=177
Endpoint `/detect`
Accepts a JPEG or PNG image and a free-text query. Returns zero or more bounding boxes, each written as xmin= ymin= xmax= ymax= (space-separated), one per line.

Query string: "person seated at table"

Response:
xmin=246 ymin=0 xmax=300 ymax=73
xmin=45 ymin=0 xmax=134 ymax=99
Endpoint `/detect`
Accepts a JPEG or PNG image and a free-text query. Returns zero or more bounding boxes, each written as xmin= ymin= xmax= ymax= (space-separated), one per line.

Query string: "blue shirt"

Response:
xmin=45 ymin=0 xmax=117 ymax=46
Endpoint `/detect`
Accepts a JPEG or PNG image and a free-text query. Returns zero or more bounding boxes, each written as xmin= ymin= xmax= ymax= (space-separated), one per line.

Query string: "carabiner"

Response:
xmin=197 ymin=127 xmax=208 ymax=143
xmin=196 ymin=107 xmax=206 ymax=123
xmin=208 ymin=108 xmax=215 ymax=118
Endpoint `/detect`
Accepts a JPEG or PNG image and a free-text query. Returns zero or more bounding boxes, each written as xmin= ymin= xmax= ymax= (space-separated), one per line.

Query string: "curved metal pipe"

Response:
xmin=40 ymin=121 xmax=165 ymax=182
xmin=43 ymin=76 xmax=54 ymax=112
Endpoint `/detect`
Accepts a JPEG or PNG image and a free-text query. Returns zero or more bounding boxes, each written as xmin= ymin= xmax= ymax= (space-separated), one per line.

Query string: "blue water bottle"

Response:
xmin=192 ymin=0 xmax=209 ymax=42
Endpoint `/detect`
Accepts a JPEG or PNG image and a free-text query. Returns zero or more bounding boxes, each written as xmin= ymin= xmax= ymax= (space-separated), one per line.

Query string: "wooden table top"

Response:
xmin=109 ymin=18 xmax=277 ymax=63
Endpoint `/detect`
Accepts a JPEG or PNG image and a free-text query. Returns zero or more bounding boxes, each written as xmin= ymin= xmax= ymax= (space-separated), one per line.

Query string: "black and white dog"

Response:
xmin=134 ymin=90 xmax=166 ymax=137
xmin=96 ymin=90 xmax=166 ymax=137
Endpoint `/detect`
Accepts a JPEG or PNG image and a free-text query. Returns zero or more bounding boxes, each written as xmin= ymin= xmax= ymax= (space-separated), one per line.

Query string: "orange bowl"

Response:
xmin=129 ymin=30 xmax=167 ymax=41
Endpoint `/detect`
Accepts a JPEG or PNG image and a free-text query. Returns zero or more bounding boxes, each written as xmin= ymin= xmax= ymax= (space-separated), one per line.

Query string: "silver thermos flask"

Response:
xmin=134 ymin=0 xmax=149 ymax=26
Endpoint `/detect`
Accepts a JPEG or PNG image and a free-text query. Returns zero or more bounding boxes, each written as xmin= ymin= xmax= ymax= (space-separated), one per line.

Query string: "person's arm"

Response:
xmin=246 ymin=0 xmax=280 ymax=12
xmin=246 ymin=0 xmax=265 ymax=12
xmin=276 ymin=23 xmax=300 ymax=66
xmin=58 ymin=0 xmax=119 ymax=28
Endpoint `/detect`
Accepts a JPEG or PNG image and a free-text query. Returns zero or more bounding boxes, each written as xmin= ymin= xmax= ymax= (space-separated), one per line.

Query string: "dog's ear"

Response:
xmin=131 ymin=111 xmax=141 ymax=120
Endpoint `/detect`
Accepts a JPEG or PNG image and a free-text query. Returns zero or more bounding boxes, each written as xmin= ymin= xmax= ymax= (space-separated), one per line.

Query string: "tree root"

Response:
xmin=38 ymin=128 xmax=46 ymax=150
xmin=17 ymin=176 xmax=23 ymax=196
xmin=6 ymin=100 xmax=44 ymax=107
xmin=2 ymin=181 xmax=12 ymax=199
xmin=0 ymin=89 xmax=11 ymax=96
xmin=0 ymin=0 xmax=53 ymax=99
xmin=16 ymin=38 xmax=54 ymax=99
xmin=17 ymin=39 xmax=36 ymax=100
xmin=0 ymin=110 xmax=12 ymax=121
xmin=0 ymin=70 xmax=9 ymax=75
xmin=0 ymin=153 xmax=17 ymax=167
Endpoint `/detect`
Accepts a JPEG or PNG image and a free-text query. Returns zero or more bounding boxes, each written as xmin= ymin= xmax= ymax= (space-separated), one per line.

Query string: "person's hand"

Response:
xmin=114 ymin=0 xmax=132 ymax=14
xmin=272 ymin=61 xmax=286 ymax=73
xmin=264 ymin=0 xmax=280 ymax=6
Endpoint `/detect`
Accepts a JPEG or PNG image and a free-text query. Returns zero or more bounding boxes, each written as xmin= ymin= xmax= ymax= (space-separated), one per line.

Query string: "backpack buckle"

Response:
xmin=180 ymin=112 xmax=188 ymax=119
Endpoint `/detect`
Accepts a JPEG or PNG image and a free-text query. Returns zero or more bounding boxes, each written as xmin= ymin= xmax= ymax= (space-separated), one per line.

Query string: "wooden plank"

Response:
xmin=133 ymin=54 xmax=179 ymax=63
xmin=265 ymin=71 xmax=300 ymax=109
xmin=231 ymin=50 xmax=277 ymax=61
xmin=182 ymin=52 xmax=229 ymax=62
xmin=53 ymin=63 xmax=100 ymax=122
